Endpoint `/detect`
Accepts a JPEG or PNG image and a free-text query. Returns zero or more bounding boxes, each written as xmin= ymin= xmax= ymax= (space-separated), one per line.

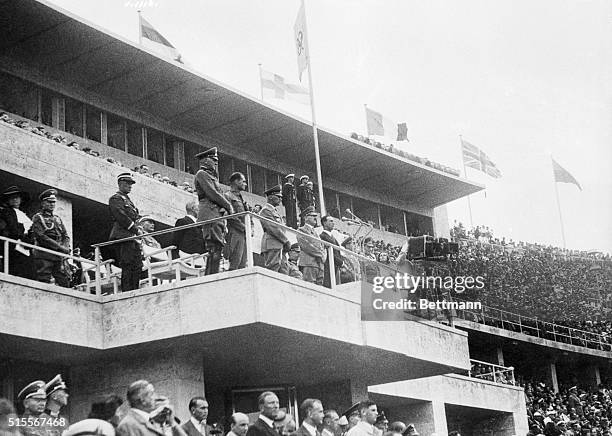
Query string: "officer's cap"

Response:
xmin=342 ymin=403 xmax=360 ymax=419
xmin=403 ymin=424 xmax=419 ymax=436
xmin=195 ymin=147 xmax=218 ymax=160
xmin=18 ymin=381 xmax=47 ymax=403
xmin=39 ymin=189 xmax=58 ymax=202
xmin=299 ymin=175 xmax=309 ymax=181
xmin=1 ymin=185 xmax=30 ymax=203
xmin=290 ymin=243 xmax=301 ymax=251
xmin=45 ymin=374 xmax=68 ymax=397
xmin=117 ymin=172 xmax=136 ymax=184
xmin=300 ymin=206 xmax=316 ymax=218
xmin=264 ymin=185 xmax=282 ymax=197
xmin=375 ymin=412 xmax=388 ymax=425
xmin=285 ymin=174 xmax=295 ymax=179
xmin=137 ymin=215 xmax=155 ymax=224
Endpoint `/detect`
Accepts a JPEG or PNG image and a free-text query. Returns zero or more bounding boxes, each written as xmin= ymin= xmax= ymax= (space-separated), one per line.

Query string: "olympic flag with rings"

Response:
xmin=294 ymin=1 xmax=309 ymax=82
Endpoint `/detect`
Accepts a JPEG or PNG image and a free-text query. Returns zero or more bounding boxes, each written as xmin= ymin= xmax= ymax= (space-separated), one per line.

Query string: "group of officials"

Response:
xmin=9 ymin=378 xmax=429 ymax=436
xmin=107 ymin=147 xmax=344 ymax=291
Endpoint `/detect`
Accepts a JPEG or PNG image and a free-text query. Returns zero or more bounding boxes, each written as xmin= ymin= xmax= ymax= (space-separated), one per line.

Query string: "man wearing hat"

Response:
xmin=223 ymin=172 xmax=250 ymax=270
xmin=109 ymin=173 xmax=143 ymax=292
xmin=260 ymin=185 xmax=290 ymax=274
xmin=297 ymin=206 xmax=325 ymax=285
xmin=287 ymin=243 xmax=303 ymax=279
xmin=44 ymin=375 xmax=69 ymax=436
xmin=340 ymin=403 xmax=360 ymax=433
xmin=137 ymin=216 xmax=162 ymax=250
xmin=373 ymin=412 xmax=388 ymax=436
xmin=17 ymin=381 xmax=49 ymax=436
xmin=30 ymin=189 xmax=71 ymax=287
xmin=194 ymin=147 xmax=234 ymax=275
xmin=296 ymin=176 xmax=310 ymax=226
xmin=281 ymin=174 xmax=298 ymax=229
xmin=0 ymin=185 xmax=34 ymax=279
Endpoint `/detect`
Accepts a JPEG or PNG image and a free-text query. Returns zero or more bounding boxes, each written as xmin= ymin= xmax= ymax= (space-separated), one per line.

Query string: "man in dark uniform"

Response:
xmin=18 ymin=380 xmax=49 ymax=436
xmin=44 ymin=375 xmax=69 ymax=436
xmin=172 ymin=201 xmax=205 ymax=258
xmin=296 ymin=175 xmax=310 ymax=226
xmin=223 ymin=172 xmax=250 ymax=270
xmin=0 ymin=185 xmax=34 ymax=279
xmin=31 ymin=189 xmax=71 ymax=287
xmin=281 ymin=174 xmax=298 ymax=229
xmin=194 ymin=147 xmax=233 ymax=275
xmin=319 ymin=215 xmax=344 ymax=288
xmin=108 ymin=172 xmax=143 ymax=292
xmin=260 ymin=185 xmax=290 ymax=274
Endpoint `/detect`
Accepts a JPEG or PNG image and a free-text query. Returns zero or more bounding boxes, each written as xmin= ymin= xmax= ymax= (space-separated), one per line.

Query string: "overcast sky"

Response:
xmin=48 ymin=0 xmax=612 ymax=252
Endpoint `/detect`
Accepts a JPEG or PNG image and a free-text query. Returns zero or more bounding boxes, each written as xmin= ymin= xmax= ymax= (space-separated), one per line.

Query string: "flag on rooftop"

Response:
xmin=139 ymin=14 xmax=183 ymax=63
xmin=461 ymin=138 xmax=502 ymax=178
xmin=260 ymin=69 xmax=309 ymax=105
xmin=552 ymin=158 xmax=582 ymax=190
xmin=365 ymin=106 xmax=408 ymax=141
xmin=293 ymin=1 xmax=309 ymax=82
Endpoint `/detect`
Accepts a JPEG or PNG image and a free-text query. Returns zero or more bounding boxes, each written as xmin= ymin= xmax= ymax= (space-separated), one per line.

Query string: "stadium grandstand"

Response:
xmin=0 ymin=2 xmax=609 ymax=436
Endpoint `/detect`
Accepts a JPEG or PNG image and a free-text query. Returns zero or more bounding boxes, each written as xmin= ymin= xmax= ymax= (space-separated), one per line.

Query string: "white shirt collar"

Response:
xmin=187 ymin=215 xmax=197 ymax=223
xmin=131 ymin=408 xmax=150 ymax=421
xmin=259 ymin=415 xmax=274 ymax=428
xmin=191 ymin=417 xmax=206 ymax=428
xmin=303 ymin=421 xmax=317 ymax=436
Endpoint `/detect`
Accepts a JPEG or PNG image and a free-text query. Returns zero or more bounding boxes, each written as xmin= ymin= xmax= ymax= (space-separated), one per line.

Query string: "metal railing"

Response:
xmin=468 ymin=359 xmax=515 ymax=385
xmin=452 ymin=297 xmax=611 ymax=352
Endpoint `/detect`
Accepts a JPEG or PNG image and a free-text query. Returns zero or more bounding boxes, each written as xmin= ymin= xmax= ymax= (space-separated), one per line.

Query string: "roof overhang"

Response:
xmin=0 ymin=0 xmax=484 ymax=208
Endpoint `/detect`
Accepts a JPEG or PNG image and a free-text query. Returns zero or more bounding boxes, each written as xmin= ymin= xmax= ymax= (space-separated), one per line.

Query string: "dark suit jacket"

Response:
xmin=0 ymin=206 xmax=26 ymax=240
xmin=245 ymin=418 xmax=278 ymax=436
xmin=108 ymin=192 xmax=140 ymax=240
xmin=116 ymin=408 xmax=185 ymax=436
xmin=181 ymin=419 xmax=212 ymax=436
xmin=320 ymin=230 xmax=344 ymax=288
xmin=172 ymin=216 xmax=205 ymax=257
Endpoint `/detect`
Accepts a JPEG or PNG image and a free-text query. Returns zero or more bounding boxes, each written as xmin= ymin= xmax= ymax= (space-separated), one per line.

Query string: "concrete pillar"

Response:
xmin=430 ymin=401 xmax=448 ymax=436
xmin=55 ymin=195 xmax=73 ymax=249
xmin=393 ymin=401 xmax=447 ymax=436
xmin=546 ymin=362 xmax=559 ymax=393
xmin=349 ymin=379 xmax=368 ymax=404
xmin=69 ymin=350 xmax=204 ymax=423
xmin=585 ymin=365 xmax=601 ymax=387
xmin=496 ymin=346 xmax=505 ymax=367
xmin=433 ymin=205 xmax=449 ymax=239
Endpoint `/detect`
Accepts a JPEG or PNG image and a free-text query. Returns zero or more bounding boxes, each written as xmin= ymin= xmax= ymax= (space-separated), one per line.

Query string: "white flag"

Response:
xmin=294 ymin=2 xmax=309 ymax=82
xmin=260 ymin=69 xmax=309 ymax=105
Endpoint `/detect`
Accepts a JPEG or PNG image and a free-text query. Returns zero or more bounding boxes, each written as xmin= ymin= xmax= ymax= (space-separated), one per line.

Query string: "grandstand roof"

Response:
xmin=0 ymin=0 xmax=484 ymax=208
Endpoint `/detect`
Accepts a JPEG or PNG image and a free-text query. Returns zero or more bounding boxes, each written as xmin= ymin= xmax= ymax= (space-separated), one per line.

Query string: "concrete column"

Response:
xmin=432 ymin=205 xmax=450 ymax=239
xmin=496 ymin=346 xmax=505 ymax=367
xmin=349 ymin=379 xmax=368 ymax=404
xmin=585 ymin=365 xmax=601 ymax=387
xmin=55 ymin=195 xmax=73 ymax=249
xmin=546 ymin=362 xmax=559 ymax=393
xmin=69 ymin=350 xmax=204 ymax=423
xmin=430 ymin=401 xmax=448 ymax=436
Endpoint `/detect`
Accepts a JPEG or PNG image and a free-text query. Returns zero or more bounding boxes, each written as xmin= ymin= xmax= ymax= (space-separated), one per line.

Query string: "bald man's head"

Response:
xmin=231 ymin=412 xmax=250 ymax=436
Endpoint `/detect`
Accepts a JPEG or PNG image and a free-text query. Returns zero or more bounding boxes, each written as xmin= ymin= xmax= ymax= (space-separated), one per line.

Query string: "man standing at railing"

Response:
xmin=320 ymin=215 xmax=343 ymax=288
xmin=31 ymin=189 xmax=71 ymax=287
xmin=194 ymin=147 xmax=234 ymax=276
xmin=282 ymin=174 xmax=297 ymax=229
xmin=297 ymin=206 xmax=325 ymax=286
xmin=260 ymin=185 xmax=290 ymax=274
xmin=223 ymin=172 xmax=250 ymax=270
xmin=108 ymin=173 xmax=143 ymax=292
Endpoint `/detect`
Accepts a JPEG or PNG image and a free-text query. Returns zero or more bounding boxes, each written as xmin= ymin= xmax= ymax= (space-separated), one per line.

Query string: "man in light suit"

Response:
xmin=297 ymin=206 xmax=325 ymax=285
xmin=245 ymin=392 xmax=280 ymax=436
xmin=319 ymin=216 xmax=344 ymax=289
xmin=259 ymin=185 xmax=290 ymax=274
xmin=116 ymin=380 xmax=186 ymax=436
xmin=295 ymin=399 xmax=324 ymax=436
xmin=181 ymin=397 xmax=211 ymax=436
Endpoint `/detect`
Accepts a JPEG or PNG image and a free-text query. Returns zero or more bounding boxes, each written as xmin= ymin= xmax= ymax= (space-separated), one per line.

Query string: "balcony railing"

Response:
xmin=451 ymin=297 xmax=611 ymax=352
xmin=468 ymin=359 xmax=515 ymax=385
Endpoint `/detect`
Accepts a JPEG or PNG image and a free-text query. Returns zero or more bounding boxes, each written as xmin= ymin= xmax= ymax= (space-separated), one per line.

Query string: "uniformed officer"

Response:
xmin=223 ymin=172 xmax=250 ymax=270
xmin=108 ymin=173 xmax=143 ymax=292
xmin=44 ymin=374 xmax=69 ymax=436
xmin=281 ymin=174 xmax=298 ymax=229
xmin=18 ymin=380 xmax=49 ymax=436
xmin=194 ymin=147 xmax=234 ymax=275
xmin=296 ymin=206 xmax=325 ymax=285
xmin=286 ymin=243 xmax=303 ymax=280
xmin=296 ymin=175 xmax=310 ymax=225
xmin=31 ymin=189 xmax=71 ymax=287
xmin=260 ymin=185 xmax=290 ymax=273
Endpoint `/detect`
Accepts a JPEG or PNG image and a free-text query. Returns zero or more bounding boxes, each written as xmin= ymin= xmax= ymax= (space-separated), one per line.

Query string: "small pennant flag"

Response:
xmin=139 ymin=14 xmax=183 ymax=63
xmin=461 ymin=138 xmax=502 ymax=178
xmin=365 ymin=107 xmax=408 ymax=141
xmin=260 ymin=69 xmax=309 ymax=105
xmin=294 ymin=2 xmax=309 ymax=82
xmin=552 ymin=158 xmax=581 ymax=190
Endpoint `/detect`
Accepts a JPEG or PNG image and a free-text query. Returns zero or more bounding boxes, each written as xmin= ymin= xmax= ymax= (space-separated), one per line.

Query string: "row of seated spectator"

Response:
xmin=349 ymin=132 xmax=461 ymax=176
xmin=0 ymin=112 xmax=196 ymax=193
xmin=522 ymin=380 xmax=611 ymax=435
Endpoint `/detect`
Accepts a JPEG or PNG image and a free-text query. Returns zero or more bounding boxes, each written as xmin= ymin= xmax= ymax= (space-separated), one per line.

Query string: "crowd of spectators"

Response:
xmin=349 ymin=132 xmax=461 ymax=177
xmin=0 ymin=112 xmax=195 ymax=192
xmin=523 ymin=381 xmax=611 ymax=435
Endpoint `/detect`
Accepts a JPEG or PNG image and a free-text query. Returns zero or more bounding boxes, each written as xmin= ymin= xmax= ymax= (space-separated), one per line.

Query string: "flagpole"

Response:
xmin=301 ymin=0 xmax=326 ymax=216
xmin=258 ymin=63 xmax=264 ymax=100
xmin=137 ymin=10 xmax=143 ymax=44
xmin=460 ymin=135 xmax=474 ymax=228
xmin=552 ymin=156 xmax=567 ymax=249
